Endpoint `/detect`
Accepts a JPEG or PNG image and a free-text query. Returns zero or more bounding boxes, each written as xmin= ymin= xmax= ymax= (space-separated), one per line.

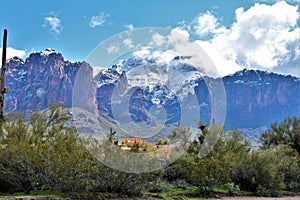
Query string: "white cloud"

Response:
xmin=123 ymin=38 xmax=134 ymax=48
xmin=151 ymin=33 xmax=165 ymax=46
xmin=89 ymin=12 xmax=109 ymax=28
xmin=188 ymin=1 xmax=300 ymax=77
xmin=133 ymin=48 xmax=150 ymax=58
xmin=43 ymin=16 xmax=63 ymax=37
xmin=146 ymin=28 xmax=228 ymax=77
xmin=106 ymin=45 xmax=119 ymax=54
xmin=224 ymin=2 xmax=299 ymax=69
xmin=148 ymin=28 xmax=190 ymax=49
xmin=253 ymin=0 xmax=299 ymax=3
xmin=195 ymin=41 xmax=242 ymax=76
xmin=168 ymin=27 xmax=190 ymax=44
xmin=124 ymin=2 xmax=299 ymax=77
xmin=133 ymin=49 xmax=175 ymax=65
xmin=124 ymin=23 xmax=134 ymax=31
xmin=0 ymin=47 xmax=26 ymax=62
xmin=192 ymin=12 xmax=226 ymax=37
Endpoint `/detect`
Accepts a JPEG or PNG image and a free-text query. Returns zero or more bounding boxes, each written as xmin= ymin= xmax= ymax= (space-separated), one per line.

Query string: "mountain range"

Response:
xmin=4 ymin=49 xmax=300 ymax=132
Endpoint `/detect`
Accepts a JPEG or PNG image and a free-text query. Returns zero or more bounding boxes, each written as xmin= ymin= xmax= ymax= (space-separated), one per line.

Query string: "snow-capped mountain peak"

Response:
xmin=41 ymin=48 xmax=57 ymax=56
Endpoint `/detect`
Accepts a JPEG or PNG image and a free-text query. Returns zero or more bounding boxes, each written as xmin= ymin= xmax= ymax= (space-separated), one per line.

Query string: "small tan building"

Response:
xmin=121 ymin=138 xmax=143 ymax=146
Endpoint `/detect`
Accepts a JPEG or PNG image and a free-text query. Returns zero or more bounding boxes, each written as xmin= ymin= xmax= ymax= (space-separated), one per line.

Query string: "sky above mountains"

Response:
xmin=0 ymin=0 xmax=299 ymax=77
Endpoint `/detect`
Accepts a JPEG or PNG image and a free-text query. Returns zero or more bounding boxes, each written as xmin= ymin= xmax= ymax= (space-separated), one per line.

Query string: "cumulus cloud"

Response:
xmin=133 ymin=48 xmax=175 ymax=65
xmin=133 ymin=48 xmax=150 ymax=58
xmin=123 ymin=38 xmax=134 ymax=48
xmin=142 ymin=1 xmax=299 ymax=77
xmin=253 ymin=0 xmax=299 ymax=3
xmin=168 ymin=28 xmax=190 ymax=43
xmin=89 ymin=12 xmax=109 ymax=28
xmin=191 ymin=11 xmax=226 ymax=38
xmin=0 ymin=47 xmax=26 ymax=62
xmin=188 ymin=1 xmax=300 ymax=77
xmin=43 ymin=16 xmax=63 ymax=38
xmin=106 ymin=45 xmax=119 ymax=54
xmin=117 ymin=2 xmax=298 ymax=77
xmin=151 ymin=33 xmax=165 ymax=46
xmin=147 ymin=28 xmax=228 ymax=77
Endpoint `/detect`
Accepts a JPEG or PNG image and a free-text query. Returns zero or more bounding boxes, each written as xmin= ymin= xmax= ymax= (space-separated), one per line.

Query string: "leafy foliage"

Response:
xmin=0 ymin=105 xmax=152 ymax=196
xmin=0 ymin=111 xmax=299 ymax=197
xmin=0 ymin=105 xmax=94 ymax=193
xmin=261 ymin=116 xmax=300 ymax=155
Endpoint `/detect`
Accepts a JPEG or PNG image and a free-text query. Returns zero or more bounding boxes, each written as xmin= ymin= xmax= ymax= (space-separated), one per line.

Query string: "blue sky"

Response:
xmin=0 ymin=0 xmax=299 ymax=76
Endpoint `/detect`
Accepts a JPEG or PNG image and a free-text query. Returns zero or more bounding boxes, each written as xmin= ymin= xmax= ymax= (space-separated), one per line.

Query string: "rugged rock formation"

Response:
xmin=4 ymin=49 xmax=300 ymax=129
xmin=222 ymin=69 xmax=300 ymax=128
xmin=5 ymin=48 xmax=97 ymax=117
xmin=195 ymin=69 xmax=300 ymax=128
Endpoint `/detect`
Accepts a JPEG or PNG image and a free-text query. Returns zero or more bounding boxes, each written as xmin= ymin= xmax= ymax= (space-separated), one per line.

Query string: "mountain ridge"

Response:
xmin=4 ymin=49 xmax=300 ymax=130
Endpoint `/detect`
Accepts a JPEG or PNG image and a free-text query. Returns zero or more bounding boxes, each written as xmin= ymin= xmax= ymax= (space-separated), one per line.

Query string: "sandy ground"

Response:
xmin=1 ymin=196 xmax=300 ymax=200
xmin=220 ymin=197 xmax=300 ymax=200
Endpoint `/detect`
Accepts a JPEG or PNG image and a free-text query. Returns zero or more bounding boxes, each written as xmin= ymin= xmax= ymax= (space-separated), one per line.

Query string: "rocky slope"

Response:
xmin=4 ymin=49 xmax=300 ymax=129
xmin=5 ymin=48 xmax=97 ymax=117
xmin=223 ymin=69 xmax=300 ymax=128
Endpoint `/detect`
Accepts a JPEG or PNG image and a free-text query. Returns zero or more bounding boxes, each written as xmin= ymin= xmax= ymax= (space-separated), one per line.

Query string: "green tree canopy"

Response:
xmin=261 ymin=116 xmax=300 ymax=155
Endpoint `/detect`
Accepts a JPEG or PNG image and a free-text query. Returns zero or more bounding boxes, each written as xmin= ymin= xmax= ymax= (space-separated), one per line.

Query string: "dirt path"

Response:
xmin=1 ymin=196 xmax=300 ymax=200
xmin=220 ymin=197 xmax=300 ymax=200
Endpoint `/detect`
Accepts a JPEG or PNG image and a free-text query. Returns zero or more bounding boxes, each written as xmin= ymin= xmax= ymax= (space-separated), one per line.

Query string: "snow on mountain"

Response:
xmin=108 ymin=52 xmax=204 ymax=100
xmin=40 ymin=48 xmax=57 ymax=56
xmin=4 ymin=49 xmax=300 ymax=131
xmin=95 ymin=53 xmax=300 ymax=129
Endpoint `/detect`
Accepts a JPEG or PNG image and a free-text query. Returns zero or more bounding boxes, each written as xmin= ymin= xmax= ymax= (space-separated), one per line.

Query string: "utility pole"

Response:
xmin=0 ymin=29 xmax=8 ymax=125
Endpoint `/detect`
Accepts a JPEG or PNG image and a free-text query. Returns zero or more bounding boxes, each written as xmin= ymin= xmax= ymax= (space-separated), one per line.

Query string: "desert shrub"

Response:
xmin=256 ymin=185 xmax=276 ymax=197
xmin=146 ymin=178 xmax=172 ymax=193
xmin=227 ymin=182 xmax=240 ymax=196
xmin=261 ymin=116 xmax=300 ymax=155
xmin=171 ymin=179 xmax=191 ymax=190
xmin=0 ymin=105 xmax=94 ymax=193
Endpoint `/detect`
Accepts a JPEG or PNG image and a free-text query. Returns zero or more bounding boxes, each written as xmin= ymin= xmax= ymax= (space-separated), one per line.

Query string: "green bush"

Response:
xmin=0 ymin=113 xmax=299 ymax=197
xmin=227 ymin=182 xmax=240 ymax=196
xmin=255 ymin=185 xmax=272 ymax=197
xmin=171 ymin=179 xmax=191 ymax=190
xmin=0 ymin=105 xmax=95 ymax=193
xmin=146 ymin=179 xmax=172 ymax=193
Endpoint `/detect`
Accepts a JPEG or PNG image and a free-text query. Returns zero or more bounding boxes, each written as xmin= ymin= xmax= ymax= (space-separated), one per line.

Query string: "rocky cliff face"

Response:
xmin=4 ymin=49 xmax=300 ymax=129
xmin=222 ymin=69 xmax=300 ymax=128
xmin=5 ymin=48 xmax=97 ymax=117
xmin=97 ymin=59 xmax=300 ymax=129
